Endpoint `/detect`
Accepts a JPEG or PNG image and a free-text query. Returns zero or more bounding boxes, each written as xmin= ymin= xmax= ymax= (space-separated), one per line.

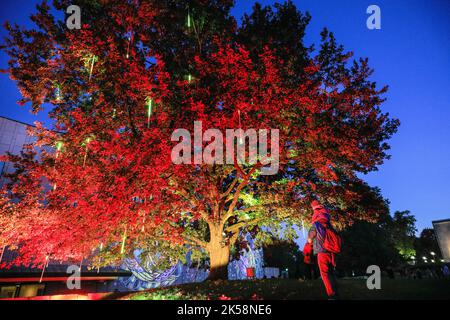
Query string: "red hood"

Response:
xmin=311 ymin=207 xmax=331 ymax=224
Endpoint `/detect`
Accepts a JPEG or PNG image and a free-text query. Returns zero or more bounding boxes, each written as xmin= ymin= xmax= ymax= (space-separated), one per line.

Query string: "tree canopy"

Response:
xmin=0 ymin=0 xmax=398 ymax=279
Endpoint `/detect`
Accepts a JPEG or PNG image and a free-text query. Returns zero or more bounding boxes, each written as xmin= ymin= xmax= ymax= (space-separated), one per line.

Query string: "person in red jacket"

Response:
xmin=308 ymin=200 xmax=339 ymax=299
xmin=303 ymin=239 xmax=317 ymax=280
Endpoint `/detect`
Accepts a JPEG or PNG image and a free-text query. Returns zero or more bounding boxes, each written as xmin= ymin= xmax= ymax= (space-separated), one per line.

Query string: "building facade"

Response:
xmin=433 ymin=219 xmax=450 ymax=262
xmin=0 ymin=116 xmax=35 ymax=187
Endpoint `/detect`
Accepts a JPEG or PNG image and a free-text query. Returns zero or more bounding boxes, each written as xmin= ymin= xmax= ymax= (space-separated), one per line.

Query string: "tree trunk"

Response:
xmin=207 ymin=224 xmax=230 ymax=280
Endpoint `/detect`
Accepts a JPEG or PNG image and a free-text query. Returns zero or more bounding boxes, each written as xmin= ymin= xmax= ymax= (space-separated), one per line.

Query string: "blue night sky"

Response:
xmin=0 ymin=0 xmax=449 ymax=233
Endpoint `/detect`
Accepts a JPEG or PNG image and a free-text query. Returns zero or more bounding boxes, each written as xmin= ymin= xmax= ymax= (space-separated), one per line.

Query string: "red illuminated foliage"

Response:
xmin=0 ymin=1 xmax=397 ymax=279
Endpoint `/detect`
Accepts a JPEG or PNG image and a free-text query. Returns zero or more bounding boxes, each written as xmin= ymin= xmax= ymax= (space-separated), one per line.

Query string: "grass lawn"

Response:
xmin=112 ymin=278 xmax=450 ymax=300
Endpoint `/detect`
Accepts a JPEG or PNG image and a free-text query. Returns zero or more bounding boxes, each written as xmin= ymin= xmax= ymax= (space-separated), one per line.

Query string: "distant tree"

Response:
xmin=414 ymin=228 xmax=441 ymax=260
xmin=338 ymin=208 xmax=421 ymax=274
xmin=387 ymin=210 xmax=417 ymax=259
xmin=338 ymin=212 xmax=401 ymax=276
xmin=263 ymin=239 xmax=302 ymax=278
xmin=237 ymin=1 xmax=311 ymax=85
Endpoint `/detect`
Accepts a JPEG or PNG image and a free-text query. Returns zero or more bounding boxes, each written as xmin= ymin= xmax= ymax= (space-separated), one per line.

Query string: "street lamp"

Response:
xmin=430 ymin=251 xmax=436 ymax=256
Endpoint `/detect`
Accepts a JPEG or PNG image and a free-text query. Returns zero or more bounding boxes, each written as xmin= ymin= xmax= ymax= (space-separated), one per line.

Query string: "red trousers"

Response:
xmin=317 ymin=253 xmax=338 ymax=297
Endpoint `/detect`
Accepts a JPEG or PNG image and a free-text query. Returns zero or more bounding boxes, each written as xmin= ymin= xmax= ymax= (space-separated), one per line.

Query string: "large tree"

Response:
xmin=387 ymin=210 xmax=417 ymax=260
xmin=0 ymin=0 xmax=398 ymax=279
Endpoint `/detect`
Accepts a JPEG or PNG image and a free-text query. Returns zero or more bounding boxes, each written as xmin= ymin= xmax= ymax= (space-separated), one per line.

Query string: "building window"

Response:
xmin=19 ymin=284 xmax=46 ymax=298
xmin=0 ymin=285 xmax=18 ymax=298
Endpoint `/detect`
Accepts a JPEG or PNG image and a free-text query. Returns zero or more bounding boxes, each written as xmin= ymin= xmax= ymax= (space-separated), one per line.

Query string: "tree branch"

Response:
xmin=220 ymin=176 xmax=239 ymax=199
xmin=169 ymin=178 xmax=210 ymax=222
xmin=183 ymin=235 xmax=208 ymax=248
xmin=224 ymin=217 xmax=263 ymax=234
xmin=221 ymin=178 xmax=249 ymax=223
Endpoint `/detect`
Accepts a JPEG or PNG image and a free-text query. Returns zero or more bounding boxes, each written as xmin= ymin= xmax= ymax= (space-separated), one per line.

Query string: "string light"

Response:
xmin=126 ymin=35 xmax=131 ymax=59
xmin=238 ymin=109 xmax=243 ymax=144
xmin=54 ymin=83 xmax=63 ymax=102
xmin=120 ymin=228 xmax=127 ymax=254
xmin=55 ymin=141 xmax=63 ymax=152
xmin=39 ymin=255 xmax=49 ymax=283
xmin=97 ymin=243 xmax=103 ymax=273
xmin=141 ymin=216 xmax=146 ymax=232
xmin=187 ymin=9 xmax=192 ymax=28
xmin=83 ymin=136 xmax=93 ymax=167
xmin=146 ymin=97 xmax=153 ymax=128
xmin=0 ymin=245 xmax=5 ymax=265
xmin=89 ymin=55 xmax=98 ymax=81
xmin=301 ymin=219 xmax=306 ymax=239
xmin=55 ymin=141 xmax=63 ymax=159
xmin=83 ymin=54 xmax=98 ymax=82
xmin=52 ymin=142 xmax=63 ymax=190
